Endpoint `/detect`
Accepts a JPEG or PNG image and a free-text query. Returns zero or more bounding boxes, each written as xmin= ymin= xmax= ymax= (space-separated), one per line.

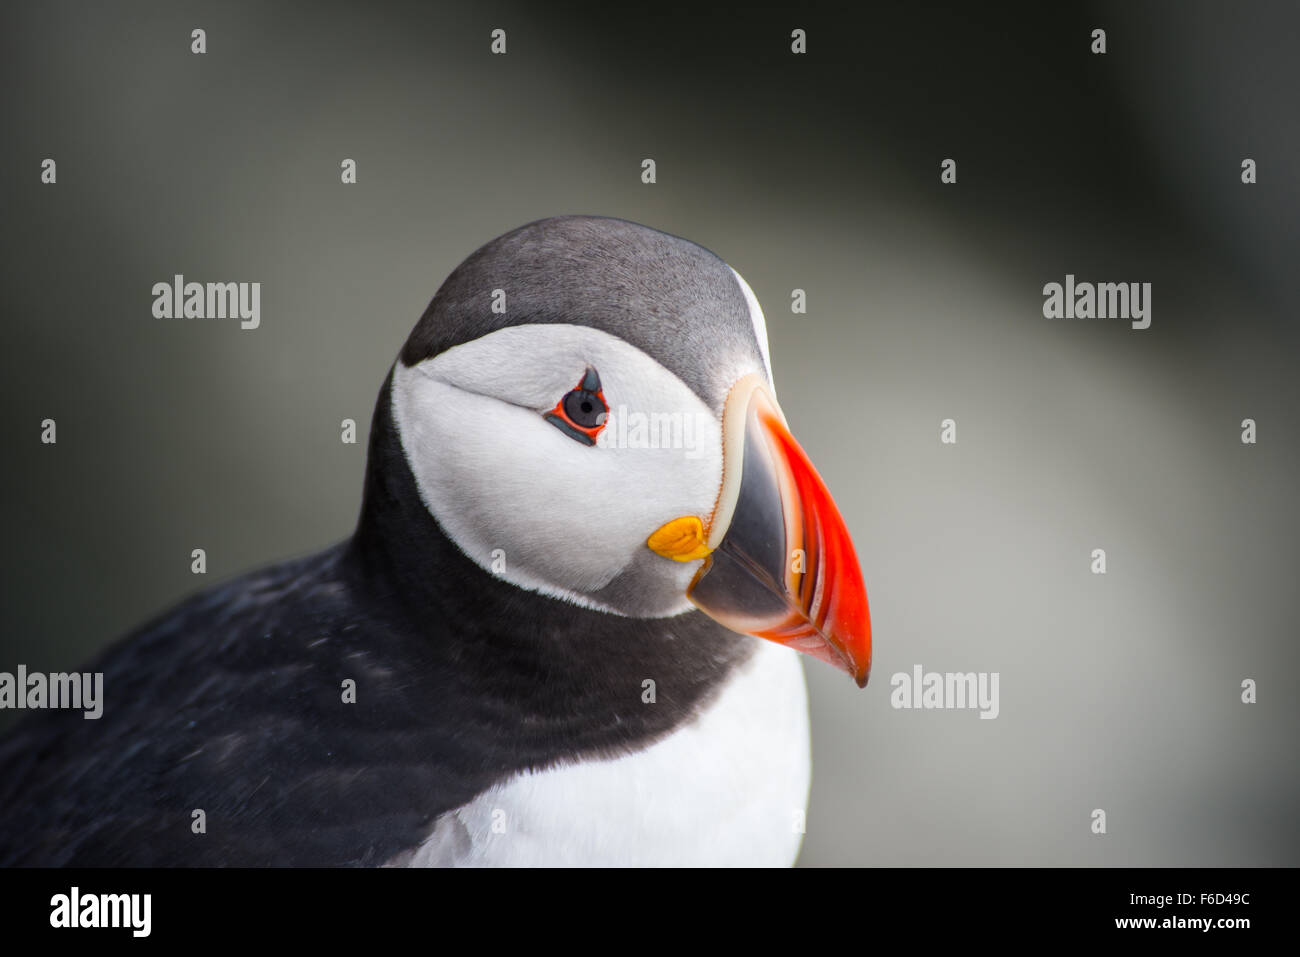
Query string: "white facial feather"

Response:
xmin=730 ymin=266 xmax=775 ymax=394
xmin=391 ymin=324 xmax=727 ymax=617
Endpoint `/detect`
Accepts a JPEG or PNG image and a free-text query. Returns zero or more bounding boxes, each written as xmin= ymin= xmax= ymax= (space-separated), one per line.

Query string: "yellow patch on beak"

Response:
xmin=646 ymin=515 xmax=713 ymax=562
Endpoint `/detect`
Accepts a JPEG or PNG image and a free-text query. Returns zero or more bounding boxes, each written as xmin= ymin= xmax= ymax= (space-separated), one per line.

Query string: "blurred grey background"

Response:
xmin=1 ymin=0 xmax=1296 ymax=865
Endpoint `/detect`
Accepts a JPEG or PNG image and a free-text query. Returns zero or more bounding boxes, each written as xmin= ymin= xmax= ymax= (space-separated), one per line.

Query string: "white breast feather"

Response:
xmin=402 ymin=641 xmax=811 ymax=867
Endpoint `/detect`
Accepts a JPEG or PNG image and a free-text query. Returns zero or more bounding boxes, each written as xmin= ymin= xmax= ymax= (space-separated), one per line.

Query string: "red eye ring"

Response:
xmin=544 ymin=367 xmax=608 ymax=446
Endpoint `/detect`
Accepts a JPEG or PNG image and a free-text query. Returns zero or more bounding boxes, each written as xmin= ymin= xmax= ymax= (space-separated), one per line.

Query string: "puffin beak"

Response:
xmin=648 ymin=374 xmax=873 ymax=686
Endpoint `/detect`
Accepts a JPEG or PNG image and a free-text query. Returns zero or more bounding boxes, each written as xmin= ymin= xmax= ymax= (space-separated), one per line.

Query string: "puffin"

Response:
xmin=0 ymin=216 xmax=871 ymax=867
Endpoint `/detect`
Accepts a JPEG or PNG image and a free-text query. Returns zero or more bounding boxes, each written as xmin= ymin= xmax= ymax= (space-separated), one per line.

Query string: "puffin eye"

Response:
xmin=544 ymin=367 xmax=608 ymax=446
xmin=563 ymin=390 xmax=604 ymax=428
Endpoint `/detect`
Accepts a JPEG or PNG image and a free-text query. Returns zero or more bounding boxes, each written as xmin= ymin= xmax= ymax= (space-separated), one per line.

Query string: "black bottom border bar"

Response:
xmin=0 ymin=866 xmax=1279 ymax=943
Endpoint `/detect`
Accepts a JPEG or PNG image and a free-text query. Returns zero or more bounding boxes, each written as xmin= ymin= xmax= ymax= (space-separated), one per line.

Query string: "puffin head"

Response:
xmin=387 ymin=216 xmax=872 ymax=686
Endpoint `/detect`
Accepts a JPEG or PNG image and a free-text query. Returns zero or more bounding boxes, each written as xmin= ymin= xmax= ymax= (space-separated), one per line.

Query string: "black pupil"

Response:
xmin=564 ymin=390 xmax=604 ymax=428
